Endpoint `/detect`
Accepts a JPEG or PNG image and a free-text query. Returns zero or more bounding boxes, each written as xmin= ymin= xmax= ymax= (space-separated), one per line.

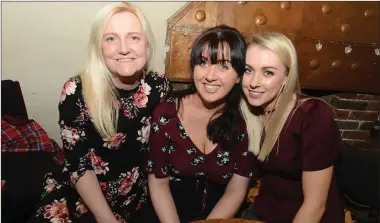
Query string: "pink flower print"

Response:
xmin=115 ymin=214 xmax=127 ymax=223
xmin=137 ymin=124 xmax=150 ymax=144
xmin=99 ymin=182 xmax=108 ymax=191
xmin=103 ymin=133 xmax=126 ymax=149
xmin=43 ymin=199 xmax=71 ymax=222
xmin=88 ymin=149 xmax=109 ymax=175
xmin=75 ymin=200 xmax=88 ymax=215
xmin=118 ymin=167 xmax=139 ymax=196
xmin=123 ymin=109 xmax=133 ymax=119
xmin=133 ymin=90 xmax=148 ymax=108
xmin=60 ymin=80 xmax=77 ymax=104
xmin=61 ymin=126 xmax=81 ymax=147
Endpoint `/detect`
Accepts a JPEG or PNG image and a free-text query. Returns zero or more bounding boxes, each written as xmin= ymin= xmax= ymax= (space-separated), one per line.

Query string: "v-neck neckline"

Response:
xmin=173 ymin=99 xmax=219 ymax=156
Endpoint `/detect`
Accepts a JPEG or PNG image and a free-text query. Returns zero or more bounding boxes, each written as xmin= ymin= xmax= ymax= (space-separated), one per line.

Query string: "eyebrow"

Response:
xmin=262 ymin=66 xmax=278 ymax=70
xmin=201 ymin=56 xmax=231 ymax=63
xmin=103 ymin=32 xmax=142 ymax=36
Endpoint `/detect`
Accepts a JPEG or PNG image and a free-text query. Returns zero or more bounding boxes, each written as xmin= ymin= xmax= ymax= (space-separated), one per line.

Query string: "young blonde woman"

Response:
xmin=29 ymin=2 xmax=170 ymax=223
xmin=240 ymin=32 xmax=344 ymax=222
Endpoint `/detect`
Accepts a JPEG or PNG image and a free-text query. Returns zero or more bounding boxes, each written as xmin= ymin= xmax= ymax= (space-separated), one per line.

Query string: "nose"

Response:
xmin=119 ymin=39 xmax=130 ymax=55
xmin=248 ymin=73 xmax=261 ymax=89
xmin=205 ymin=65 xmax=217 ymax=82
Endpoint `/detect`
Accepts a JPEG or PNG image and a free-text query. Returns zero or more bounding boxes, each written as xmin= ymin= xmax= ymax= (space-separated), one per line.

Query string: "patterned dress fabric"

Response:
xmin=29 ymin=71 xmax=170 ymax=223
xmin=144 ymin=97 xmax=256 ymax=222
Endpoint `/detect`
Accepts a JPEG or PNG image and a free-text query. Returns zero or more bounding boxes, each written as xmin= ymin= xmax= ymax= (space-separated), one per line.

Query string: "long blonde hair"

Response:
xmin=81 ymin=2 xmax=155 ymax=139
xmin=240 ymin=32 xmax=301 ymax=161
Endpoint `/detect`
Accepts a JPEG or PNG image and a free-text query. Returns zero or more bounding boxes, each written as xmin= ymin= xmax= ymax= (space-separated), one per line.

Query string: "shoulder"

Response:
xmin=144 ymin=70 xmax=170 ymax=87
xmin=152 ymin=97 xmax=177 ymax=118
xmin=59 ymin=75 xmax=83 ymax=104
xmin=291 ymin=97 xmax=338 ymax=134
xmin=296 ymin=98 xmax=335 ymax=123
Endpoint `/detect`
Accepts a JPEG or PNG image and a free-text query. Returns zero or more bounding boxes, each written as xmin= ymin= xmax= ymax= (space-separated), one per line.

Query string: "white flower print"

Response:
xmin=44 ymin=178 xmax=61 ymax=193
xmin=137 ymin=124 xmax=150 ymax=144
xmin=60 ymin=79 xmax=77 ymax=103
xmin=141 ymin=81 xmax=152 ymax=95
xmin=75 ymin=200 xmax=88 ymax=216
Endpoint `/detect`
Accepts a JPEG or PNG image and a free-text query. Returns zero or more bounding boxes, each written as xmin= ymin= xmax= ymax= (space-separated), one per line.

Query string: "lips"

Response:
xmin=248 ymin=90 xmax=264 ymax=97
xmin=204 ymin=83 xmax=220 ymax=93
xmin=116 ymin=58 xmax=135 ymax=61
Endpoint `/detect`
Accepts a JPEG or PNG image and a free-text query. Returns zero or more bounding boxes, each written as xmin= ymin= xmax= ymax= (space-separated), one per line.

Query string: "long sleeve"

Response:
xmin=58 ymin=77 xmax=94 ymax=186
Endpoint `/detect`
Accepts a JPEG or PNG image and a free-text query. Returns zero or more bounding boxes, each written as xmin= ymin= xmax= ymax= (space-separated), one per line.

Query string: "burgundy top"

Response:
xmin=252 ymin=98 xmax=344 ymax=223
xmin=146 ymin=97 xmax=255 ymax=221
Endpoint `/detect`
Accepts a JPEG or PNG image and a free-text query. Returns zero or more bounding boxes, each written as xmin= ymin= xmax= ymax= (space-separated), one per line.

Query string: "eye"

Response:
xmin=244 ymin=67 xmax=253 ymax=74
xmin=263 ymin=70 xmax=274 ymax=76
xmin=106 ymin=36 xmax=116 ymax=42
xmin=200 ymin=58 xmax=208 ymax=67
xmin=218 ymin=63 xmax=229 ymax=70
xmin=131 ymin=36 xmax=140 ymax=41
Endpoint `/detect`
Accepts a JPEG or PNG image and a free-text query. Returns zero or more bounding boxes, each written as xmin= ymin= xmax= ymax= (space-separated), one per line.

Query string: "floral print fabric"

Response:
xmin=31 ymin=71 xmax=170 ymax=223
xmin=144 ymin=98 xmax=255 ymax=222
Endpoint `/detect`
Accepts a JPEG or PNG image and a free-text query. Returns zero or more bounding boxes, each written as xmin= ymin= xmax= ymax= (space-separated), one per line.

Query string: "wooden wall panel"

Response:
xmin=165 ymin=2 xmax=380 ymax=94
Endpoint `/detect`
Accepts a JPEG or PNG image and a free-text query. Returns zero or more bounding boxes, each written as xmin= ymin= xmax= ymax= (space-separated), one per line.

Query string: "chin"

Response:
xmin=244 ymin=97 xmax=264 ymax=107
xmin=199 ymin=94 xmax=225 ymax=107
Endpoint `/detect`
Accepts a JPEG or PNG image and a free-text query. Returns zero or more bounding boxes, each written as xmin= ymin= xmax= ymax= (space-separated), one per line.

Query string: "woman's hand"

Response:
xmin=148 ymin=174 xmax=180 ymax=223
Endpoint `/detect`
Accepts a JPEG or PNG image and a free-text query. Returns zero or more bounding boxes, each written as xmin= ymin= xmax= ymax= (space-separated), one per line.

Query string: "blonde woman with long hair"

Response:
xmin=240 ymin=32 xmax=344 ymax=222
xmin=29 ymin=2 xmax=170 ymax=223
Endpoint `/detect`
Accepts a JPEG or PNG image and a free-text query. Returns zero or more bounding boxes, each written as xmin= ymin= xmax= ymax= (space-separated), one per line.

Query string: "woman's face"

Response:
xmin=193 ymin=43 xmax=240 ymax=106
xmin=102 ymin=11 xmax=147 ymax=78
xmin=241 ymin=44 xmax=288 ymax=109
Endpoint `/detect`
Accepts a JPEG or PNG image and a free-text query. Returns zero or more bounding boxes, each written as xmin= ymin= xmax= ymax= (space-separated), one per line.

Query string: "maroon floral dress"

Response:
xmin=143 ymin=98 xmax=256 ymax=222
xmin=29 ymin=71 xmax=171 ymax=223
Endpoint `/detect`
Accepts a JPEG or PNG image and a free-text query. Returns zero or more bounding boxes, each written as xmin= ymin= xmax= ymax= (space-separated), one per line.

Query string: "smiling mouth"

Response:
xmin=116 ymin=58 xmax=135 ymax=61
xmin=248 ymin=90 xmax=264 ymax=96
xmin=204 ymin=84 xmax=220 ymax=92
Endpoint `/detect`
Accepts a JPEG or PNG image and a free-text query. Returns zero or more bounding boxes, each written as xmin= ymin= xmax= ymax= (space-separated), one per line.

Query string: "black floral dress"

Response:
xmin=143 ymin=98 xmax=255 ymax=223
xmin=29 ymin=71 xmax=170 ymax=223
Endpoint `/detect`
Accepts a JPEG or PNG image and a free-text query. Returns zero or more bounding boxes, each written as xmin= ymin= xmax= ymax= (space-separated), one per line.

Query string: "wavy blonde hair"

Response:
xmin=240 ymin=32 xmax=301 ymax=161
xmin=81 ymin=2 xmax=155 ymax=139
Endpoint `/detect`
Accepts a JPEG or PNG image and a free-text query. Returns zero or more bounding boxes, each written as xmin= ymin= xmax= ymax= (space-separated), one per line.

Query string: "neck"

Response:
xmin=261 ymin=98 xmax=277 ymax=114
xmin=112 ymin=71 xmax=143 ymax=90
xmin=191 ymin=93 xmax=225 ymax=114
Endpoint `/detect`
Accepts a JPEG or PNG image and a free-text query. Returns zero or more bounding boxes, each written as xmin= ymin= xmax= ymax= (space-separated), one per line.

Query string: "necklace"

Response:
xmin=263 ymin=108 xmax=276 ymax=114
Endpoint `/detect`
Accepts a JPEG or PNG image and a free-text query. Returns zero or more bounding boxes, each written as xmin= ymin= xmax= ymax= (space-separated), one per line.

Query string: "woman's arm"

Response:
xmin=293 ymin=167 xmax=333 ymax=223
xmin=59 ymin=77 xmax=117 ymax=222
xmin=293 ymin=99 xmax=343 ymax=222
xmin=207 ymin=174 xmax=250 ymax=219
xmin=75 ymin=171 xmax=119 ymax=223
xmin=148 ymin=174 xmax=180 ymax=223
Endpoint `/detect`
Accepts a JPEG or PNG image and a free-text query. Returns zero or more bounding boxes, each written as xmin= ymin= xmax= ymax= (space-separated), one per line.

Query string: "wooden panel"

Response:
xmin=172 ymin=2 xmax=218 ymax=29
xmin=165 ymin=30 xmax=202 ymax=82
xmin=300 ymin=2 xmax=380 ymax=44
xmin=297 ymin=40 xmax=380 ymax=93
xmin=217 ymin=1 xmax=305 ymax=36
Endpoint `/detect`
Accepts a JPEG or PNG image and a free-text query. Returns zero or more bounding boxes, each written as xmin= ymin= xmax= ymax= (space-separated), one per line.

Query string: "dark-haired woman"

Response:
xmin=143 ymin=25 xmax=256 ymax=222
